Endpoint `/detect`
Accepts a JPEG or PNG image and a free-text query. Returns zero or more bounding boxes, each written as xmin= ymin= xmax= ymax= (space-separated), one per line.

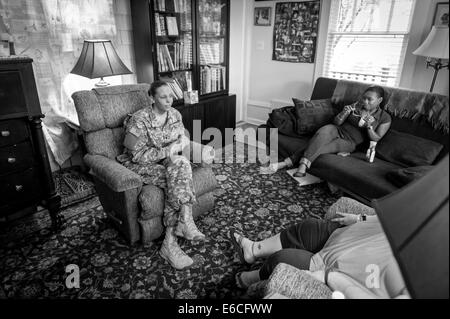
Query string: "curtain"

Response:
xmin=0 ymin=0 xmax=119 ymax=166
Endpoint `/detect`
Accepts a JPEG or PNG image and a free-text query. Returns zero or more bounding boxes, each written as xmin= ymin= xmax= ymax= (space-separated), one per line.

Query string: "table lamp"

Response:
xmin=70 ymin=39 xmax=132 ymax=87
xmin=413 ymin=25 xmax=449 ymax=93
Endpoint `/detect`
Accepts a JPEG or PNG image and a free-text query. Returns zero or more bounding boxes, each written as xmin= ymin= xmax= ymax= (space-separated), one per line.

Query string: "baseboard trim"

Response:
xmin=245 ymin=117 xmax=266 ymax=126
xmin=247 ymin=99 xmax=271 ymax=109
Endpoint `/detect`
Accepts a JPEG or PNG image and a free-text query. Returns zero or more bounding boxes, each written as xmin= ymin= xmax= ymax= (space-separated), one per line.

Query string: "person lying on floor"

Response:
xmin=117 ymin=80 xmax=205 ymax=270
xmin=231 ymin=213 xmax=409 ymax=299
xmin=262 ymin=86 xmax=391 ymax=176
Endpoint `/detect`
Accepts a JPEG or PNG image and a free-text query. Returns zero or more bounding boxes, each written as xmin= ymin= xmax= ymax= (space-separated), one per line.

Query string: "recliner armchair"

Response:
xmin=72 ymin=84 xmax=218 ymax=244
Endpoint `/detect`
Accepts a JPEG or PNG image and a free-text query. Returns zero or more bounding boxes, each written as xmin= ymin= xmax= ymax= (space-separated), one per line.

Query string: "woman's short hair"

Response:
xmin=364 ymin=86 xmax=385 ymax=100
xmin=149 ymin=80 xmax=169 ymax=96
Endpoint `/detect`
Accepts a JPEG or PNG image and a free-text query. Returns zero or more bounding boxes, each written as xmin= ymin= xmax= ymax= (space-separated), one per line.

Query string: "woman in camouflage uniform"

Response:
xmin=117 ymin=81 xmax=204 ymax=270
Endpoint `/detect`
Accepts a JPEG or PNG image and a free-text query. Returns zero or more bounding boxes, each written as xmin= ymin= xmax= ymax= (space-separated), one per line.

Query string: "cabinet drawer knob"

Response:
xmin=15 ymin=185 xmax=24 ymax=192
xmin=1 ymin=131 xmax=10 ymax=137
xmin=8 ymin=157 xmax=16 ymax=163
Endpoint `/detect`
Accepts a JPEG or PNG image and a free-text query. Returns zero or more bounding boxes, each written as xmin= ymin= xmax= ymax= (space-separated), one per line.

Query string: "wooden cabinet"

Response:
xmin=0 ymin=57 xmax=61 ymax=227
xmin=176 ymin=94 xmax=236 ymax=145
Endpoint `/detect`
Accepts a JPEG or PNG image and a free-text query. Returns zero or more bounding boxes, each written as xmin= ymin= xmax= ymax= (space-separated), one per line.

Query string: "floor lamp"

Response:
xmin=413 ymin=25 xmax=449 ymax=93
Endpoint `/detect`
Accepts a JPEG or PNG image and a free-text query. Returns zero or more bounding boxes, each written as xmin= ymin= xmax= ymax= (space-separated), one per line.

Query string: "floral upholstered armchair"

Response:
xmin=72 ymin=84 xmax=218 ymax=244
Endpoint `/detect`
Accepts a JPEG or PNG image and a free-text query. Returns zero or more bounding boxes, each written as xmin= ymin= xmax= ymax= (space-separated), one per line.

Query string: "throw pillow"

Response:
xmin=386 ymin=166 xmax=433 ymax=188
xmin=267 ymin=105 xmax=301 ymax=138
xmin=376 ymin=130 xmax=443 ymax=167
xmin=292 ymin=98 xmax=336 ymax=135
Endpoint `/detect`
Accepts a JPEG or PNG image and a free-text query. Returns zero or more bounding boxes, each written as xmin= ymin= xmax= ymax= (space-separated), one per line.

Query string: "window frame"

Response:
xmin=322 ymin=0 xmax=417 ymax=86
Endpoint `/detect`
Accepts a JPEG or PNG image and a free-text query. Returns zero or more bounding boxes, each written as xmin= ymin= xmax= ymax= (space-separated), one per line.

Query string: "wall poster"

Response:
xmin=273 ymin=1 xmax=320 ymax=63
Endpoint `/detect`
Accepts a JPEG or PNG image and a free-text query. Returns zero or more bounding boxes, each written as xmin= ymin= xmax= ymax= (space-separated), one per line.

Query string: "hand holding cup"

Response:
xmin=343 ymin=104 xmax=355 ymax=114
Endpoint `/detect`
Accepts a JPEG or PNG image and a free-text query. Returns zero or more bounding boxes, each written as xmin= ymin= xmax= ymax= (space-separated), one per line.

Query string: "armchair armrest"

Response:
xmin=325 ymin=197 xmax=376 ymax=220
xmin=84 ymin=154 xmax=143 ymax=192
xmin=182 ymin=141 xmax=215 ymax=167
xmin=265 ymin=263 xmax=332 ymax=299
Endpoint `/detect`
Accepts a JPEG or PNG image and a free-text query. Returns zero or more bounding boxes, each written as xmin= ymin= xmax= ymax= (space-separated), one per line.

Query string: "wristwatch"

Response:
xmin=357 ymin=214 xmax=367 ymax=222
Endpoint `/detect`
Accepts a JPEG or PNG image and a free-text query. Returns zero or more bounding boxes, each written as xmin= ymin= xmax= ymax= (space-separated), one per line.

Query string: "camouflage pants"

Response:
xmin=124 ymin=155 xmax=196 ymax=227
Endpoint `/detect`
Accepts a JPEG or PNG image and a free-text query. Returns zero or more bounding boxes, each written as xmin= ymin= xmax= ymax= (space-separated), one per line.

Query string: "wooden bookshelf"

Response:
xmin=130 ymin=0 xmax=235 ymax=145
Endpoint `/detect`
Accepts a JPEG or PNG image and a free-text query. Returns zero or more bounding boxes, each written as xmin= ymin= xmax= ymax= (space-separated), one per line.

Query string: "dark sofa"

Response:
xmin=259 ymin=77 xmax=449 ymax=205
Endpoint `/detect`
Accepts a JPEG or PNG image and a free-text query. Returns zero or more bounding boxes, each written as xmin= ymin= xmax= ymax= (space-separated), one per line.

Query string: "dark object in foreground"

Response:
xmin=373 ymin=155 xmax=449 ymax=299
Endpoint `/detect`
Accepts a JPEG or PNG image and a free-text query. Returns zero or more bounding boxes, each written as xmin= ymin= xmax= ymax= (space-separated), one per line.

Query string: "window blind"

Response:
xmin=323 ymin=0 xmax=416 ymax=86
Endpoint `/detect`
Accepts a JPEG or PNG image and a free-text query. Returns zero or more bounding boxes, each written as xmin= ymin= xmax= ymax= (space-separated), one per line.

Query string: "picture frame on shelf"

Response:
xmin=433 ymin=2 xmax=449 ymax=26
xmin=254 ymin=7 xmax=272 ymax=26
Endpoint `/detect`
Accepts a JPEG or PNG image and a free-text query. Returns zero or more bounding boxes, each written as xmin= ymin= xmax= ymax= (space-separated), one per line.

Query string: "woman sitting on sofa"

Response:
xmin=264 ymin=86 xmax=391 ymax=177
xmin=231 ymin=212 xmax=409 ymax=299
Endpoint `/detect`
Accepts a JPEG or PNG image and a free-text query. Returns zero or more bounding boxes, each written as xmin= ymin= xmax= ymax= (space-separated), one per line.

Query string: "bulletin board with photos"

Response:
xmin=273 ymin=1 xmax=320 ymax=63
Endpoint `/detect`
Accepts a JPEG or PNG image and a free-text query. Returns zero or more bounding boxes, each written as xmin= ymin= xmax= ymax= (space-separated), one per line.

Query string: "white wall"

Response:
xmin=242 ymin=0 xmax=332 ymax=125
xmin=401 ymin=0 xmax=449 ymax=95
xmin=229 ymin=0 xmax=252 ymax=123
xmin=242 ymin=0 xmax=449 ymax=126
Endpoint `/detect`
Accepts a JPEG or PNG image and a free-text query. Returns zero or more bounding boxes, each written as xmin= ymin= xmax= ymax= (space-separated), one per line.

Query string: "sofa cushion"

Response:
xmin=310 ymin=152 xmax=400 ymax=200
xmin=292 ymin=98 xmax=335 ymax=135
xmin=385 ymin=165 xmax=433 ymax=188
xmin=376 ymin=130 xmax=443 ymax=167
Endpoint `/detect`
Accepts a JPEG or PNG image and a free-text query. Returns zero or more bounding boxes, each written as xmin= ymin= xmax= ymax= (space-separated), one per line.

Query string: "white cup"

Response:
xmin=358 ymin=116 xmax=366 ymax=127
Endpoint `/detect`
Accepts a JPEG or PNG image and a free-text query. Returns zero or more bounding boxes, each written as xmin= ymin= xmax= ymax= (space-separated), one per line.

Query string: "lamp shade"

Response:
xmin=413 ymin=26 xmax=449 ymax=59
xmin=70 ymin=40 xmax=132 ymax=79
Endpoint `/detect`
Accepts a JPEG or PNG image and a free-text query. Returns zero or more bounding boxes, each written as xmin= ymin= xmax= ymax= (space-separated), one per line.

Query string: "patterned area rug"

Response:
xmin=0 ymin=143 xmax=339 ymax=299
xmin=53 ymin=167 xmax=96 ymax=208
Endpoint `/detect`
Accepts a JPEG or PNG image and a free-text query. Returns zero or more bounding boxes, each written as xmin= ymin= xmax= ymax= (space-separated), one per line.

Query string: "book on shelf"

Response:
xmin=155 ymin=0 xmax=188 ymax=13
xmin=157 ymin=42 xmax=192 ymax=72
xmin=182 ymin=36 xmax=192 ymax=69
xmin=165 ymin=0 xmax=175 ymax=12
xmin=155 ymin=13 xmax=162 ymax=36
xmin=164 ymin=44 xmax=175 ymax=71
xmin=160 ymin=76 xmax=183 ymax=100
xmin=160 ymin=16 xmax=167 ymax=35
xmin=179 ymin=0 xmax=191 ymax=31
xmin=160 ymin=72 xmax=191 ymax=100
xmin=155 ymin=0 xmax=166 ymax=11
xmin=175 ymin=0 xmax=190 ymax=14
xmin=166 ymin=16 xmax=179 ymax=36
xmin=200 ymin=65 xmax=226 ymax=94
xmin=174 ymin=43 xmax=179 ymax=69
xmin=199 ymin=39 xmax=224 ymax=65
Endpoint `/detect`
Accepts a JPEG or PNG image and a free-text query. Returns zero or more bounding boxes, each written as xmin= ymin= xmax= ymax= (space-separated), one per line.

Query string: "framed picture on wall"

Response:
xmin=433 ymin=2 xmax=449 ymax=26
xmin=255 ymin=7 xmax=272 ymax=26
xmin=272 ymin=1 xmax=321 ymax=63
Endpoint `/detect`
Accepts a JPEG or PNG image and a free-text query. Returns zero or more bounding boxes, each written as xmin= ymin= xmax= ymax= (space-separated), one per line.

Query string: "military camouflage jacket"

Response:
xmin=119 ymin=106 xmax=186 ymax=164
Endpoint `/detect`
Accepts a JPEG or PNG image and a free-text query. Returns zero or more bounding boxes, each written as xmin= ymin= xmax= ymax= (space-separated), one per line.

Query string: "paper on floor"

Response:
xmin=286 ymin=169 xmax=322 ymax=186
